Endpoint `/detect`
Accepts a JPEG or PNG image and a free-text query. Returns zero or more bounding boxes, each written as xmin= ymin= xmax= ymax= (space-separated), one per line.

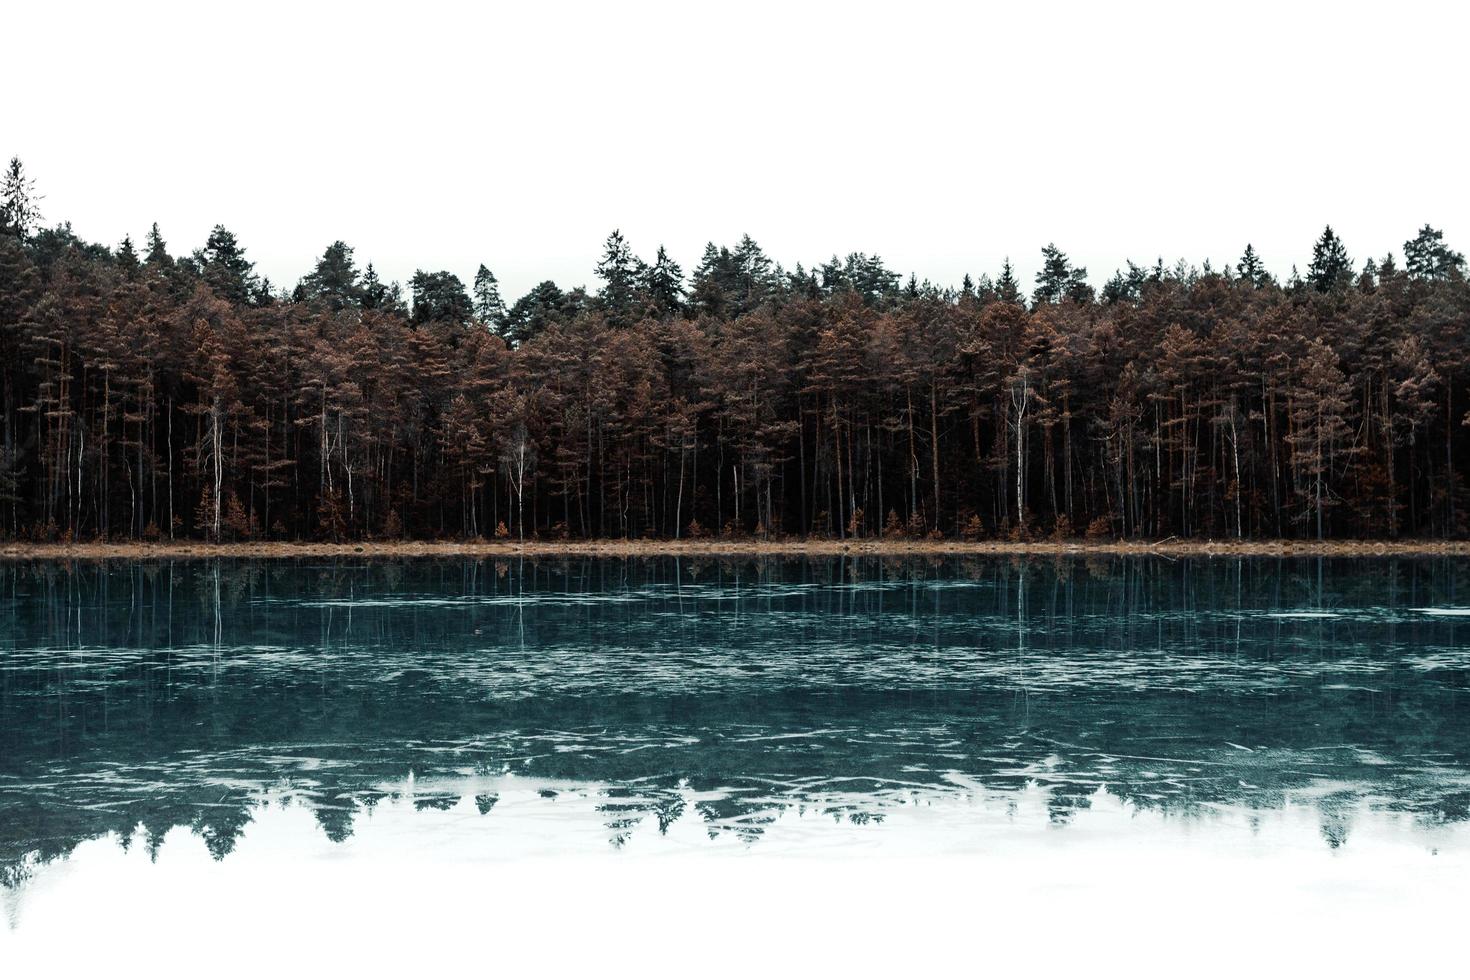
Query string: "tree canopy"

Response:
xmin=1 ymin=162 xmax=1467 ymax=545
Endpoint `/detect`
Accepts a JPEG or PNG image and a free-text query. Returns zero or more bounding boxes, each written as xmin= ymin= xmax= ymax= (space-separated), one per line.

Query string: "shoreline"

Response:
xmin=3 ymin=538 xmax=1469 ymax=561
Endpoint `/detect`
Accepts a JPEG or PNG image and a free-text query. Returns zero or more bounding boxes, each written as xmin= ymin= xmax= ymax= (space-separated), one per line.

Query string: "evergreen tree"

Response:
xmin=1102 ymin=270 xmax=1129 ymax=305
xmin=195 ymin=225 xmax=260 ymax=305
xmin=1403 ymin=224 xmax=1465 ymax=281
xmin=504 ymin=280 xmax=571 ymax=345
xmin=1101 ymin=262 xmax=1150 ymax=305
xmin=595 ymin=229 xmax=638 ymax=324
xmin=818 ymin=254 xmax=846 ymax=294
xmin=254 ymin=276 xmax=277 ymax=306
xmin=732 ymin=234 xmax=776 ymax=311
xmin=995 ymin=259 xmax=1023 ymax=305
xmin=690 ymin=243 xmax=729 ymax=315
xmin=1032 ymin=244 xmax=1090 ymax=305
xmin=0 ymin=157 xmax=42 ymax=240
xmin=409 ymin=270 xmax=473 ymax=325
xmin=641 ymin=245 xmax=684 ymax=317
xmin=359 ymin=264 xmax=405 ymax=314
xmin=297 ymin=241 xmax=361 ymax=310
xmin=472 ymin=264 xmax=507 ymax=327
xmin=1306 ymin=225 xmax=1353 ymax=292
xmin=1236 ymin=244 xmax=1269 ymax=286
xmin=116 ymin=235 xmax=141 ymax=279
xmin=145 ymin=222 xmax=171 ymax=265
xmin=1033 ymin=244 xmax=1069 ymax=304
xmin=1376 ymin=252 xmax=1400 ymax=284
xmin=973 ymin=273 xmax=996 ymax=303
xmin=858 ymin=254 xmax=900 ymax=303
xmin=786 ymin=262 xmax=820 ymax=300
xmin=820 ymin=253 xmax=898 ymax=304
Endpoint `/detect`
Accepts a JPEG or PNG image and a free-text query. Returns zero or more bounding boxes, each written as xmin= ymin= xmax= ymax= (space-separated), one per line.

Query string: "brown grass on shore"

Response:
xmin=3 ymin=537 xmax=1469 ymax=561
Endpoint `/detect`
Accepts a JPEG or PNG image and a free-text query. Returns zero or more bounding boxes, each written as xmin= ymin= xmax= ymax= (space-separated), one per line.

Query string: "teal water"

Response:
xmin=3 ymin=555 xmax=1470 ymax=887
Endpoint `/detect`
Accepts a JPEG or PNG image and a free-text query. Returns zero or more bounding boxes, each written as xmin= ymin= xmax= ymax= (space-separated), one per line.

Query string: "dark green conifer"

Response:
xmin=473 ymin=264 xmax=507 ymax=327
xmin=0 ymin=157 xmax=42 ymax=240
xmin=298 ymin=241 xmax=361 ymax=310
xmin=409 ymin=270 xmax=472 ymax=325
xmin=641 ymin=246 xmax=684 ymax=317
xmin=145 ymin=223 xmax=171 ymax=265
xmin=595 ymin=229 xmax=638 ymax=324
xmin=195 ymin=225 xmax=260 ymax=304
xmin=1236 ymin=244 xmax=1269 ymax=287
xmin=1403 ymin=224 xmax=1465 ymax=282
xmin=1306 ymin=225 xmax=1353 ymax=292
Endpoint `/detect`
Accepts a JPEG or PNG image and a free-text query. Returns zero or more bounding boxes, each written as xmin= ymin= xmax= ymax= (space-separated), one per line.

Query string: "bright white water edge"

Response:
xmin=3 ymin=776 xmax=1466 ymax=977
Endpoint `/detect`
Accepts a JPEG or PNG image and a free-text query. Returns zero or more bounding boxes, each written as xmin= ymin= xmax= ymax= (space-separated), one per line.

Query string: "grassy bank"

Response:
xmin=3 ymin=538 xmax=1470 ymax=561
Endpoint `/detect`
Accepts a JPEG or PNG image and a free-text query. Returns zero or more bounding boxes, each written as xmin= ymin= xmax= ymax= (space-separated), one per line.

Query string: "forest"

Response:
xmin=2 ymin=156 xmax=1469 ymax=544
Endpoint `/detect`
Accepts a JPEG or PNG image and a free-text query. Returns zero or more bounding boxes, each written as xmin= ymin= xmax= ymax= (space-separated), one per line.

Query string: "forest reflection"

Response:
xmin=3 ymin=555 xmax=1470 ymax=888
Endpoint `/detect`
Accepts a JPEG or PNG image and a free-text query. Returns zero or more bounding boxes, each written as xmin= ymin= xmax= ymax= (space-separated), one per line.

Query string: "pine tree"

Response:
xmin=1101 ymin=262 xmax=1149 ymax=305
xmin=0 ymin=157 xmax=43 ymax=240
xmin=641 ymin=245 xmax=684 ymax=317
xmin=786 ymin=262 xmax=820 ymax=300
xmin=1033 ymin=244 xmax=1070 ymax=304
xmin=596 ymin=229 xmax=638 ymax=324
xmin=995 ymin=259 xmax=1023 ymax=305
xmin=144 ymin=223 xmax=171 ymax=265
xmin=1236 ymin=244 xmax=1269 ymax=286
xmin=1403 ymin=225 xmax=1465 ymax=281
xmin=116 ymin=236 xmax=141 ymax=279
xmin=1306 ymin=225 xmax=1353 ymax=293
xmin=1101 ymin=270 xmax=1127 ymax=305
xmin=972 ymin=273 xmax=996 ymax=303
xmin=690 ymin=242 xmax=728 ymax=316
xmin=297 ymin=241 xmax=361 ymax=311
xmin=732 ymin=234 xmax=776 ymax=312
xmin=816 ymin=255 xmax=844 ymax=294
xmin=195 ymin=225 xmax=260 ymax=304
xmin=472 ymin=264 xmax=507 ymax=328
xmin=1032 ymin=244 xmax=1090 ymax=305
xmin=504 ymin=280 xmax=570 ymax=345
xmin=409 ymin=270 xmax=472 ymax=325
xmin=1287 ymin=337 xmax=1357 ymax=538
xmin=359 ymin=264 xmax=405 ymax=314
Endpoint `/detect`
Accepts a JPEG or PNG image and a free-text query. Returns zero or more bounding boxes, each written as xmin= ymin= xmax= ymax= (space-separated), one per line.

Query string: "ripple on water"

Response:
xmin=6 ymin=554 xmax=1470 ymax=891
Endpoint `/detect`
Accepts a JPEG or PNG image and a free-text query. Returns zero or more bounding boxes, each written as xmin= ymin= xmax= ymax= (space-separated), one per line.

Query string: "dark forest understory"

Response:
xmin=3 ymin=158 xmax=1470 ymax=545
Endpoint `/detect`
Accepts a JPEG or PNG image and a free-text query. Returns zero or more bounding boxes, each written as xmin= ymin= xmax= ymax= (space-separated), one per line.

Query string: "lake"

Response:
xmin=3 ymin=555 xmax=1469 ymax=974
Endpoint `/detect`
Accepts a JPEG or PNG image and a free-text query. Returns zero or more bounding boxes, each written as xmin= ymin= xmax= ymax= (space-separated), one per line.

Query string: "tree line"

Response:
xmin=2 ymin=157 xmax=1468 ymax=543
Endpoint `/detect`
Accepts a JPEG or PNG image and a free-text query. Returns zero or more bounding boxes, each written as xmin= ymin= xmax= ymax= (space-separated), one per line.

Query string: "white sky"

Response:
xmin=7 ymin=0 xmax=1468 ymax=299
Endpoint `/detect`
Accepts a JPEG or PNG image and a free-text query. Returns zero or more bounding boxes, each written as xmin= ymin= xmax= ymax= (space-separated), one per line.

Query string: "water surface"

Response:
xmin=3 ymin=555 xmax=1470 ymax=916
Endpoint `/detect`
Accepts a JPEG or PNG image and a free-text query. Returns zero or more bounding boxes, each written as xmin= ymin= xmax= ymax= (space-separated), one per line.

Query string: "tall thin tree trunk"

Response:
xmin=930 ymin=382 xmax=941 ymax=532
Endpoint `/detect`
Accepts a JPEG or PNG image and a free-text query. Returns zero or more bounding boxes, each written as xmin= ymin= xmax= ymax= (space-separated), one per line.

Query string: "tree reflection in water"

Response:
xmin=3 ymin=555 xmax=1470 ymax=888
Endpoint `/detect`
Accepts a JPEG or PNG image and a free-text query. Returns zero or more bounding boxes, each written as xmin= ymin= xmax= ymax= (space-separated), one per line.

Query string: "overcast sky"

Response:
xmin=8 ymin=0 xmax=1468 ymax=299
